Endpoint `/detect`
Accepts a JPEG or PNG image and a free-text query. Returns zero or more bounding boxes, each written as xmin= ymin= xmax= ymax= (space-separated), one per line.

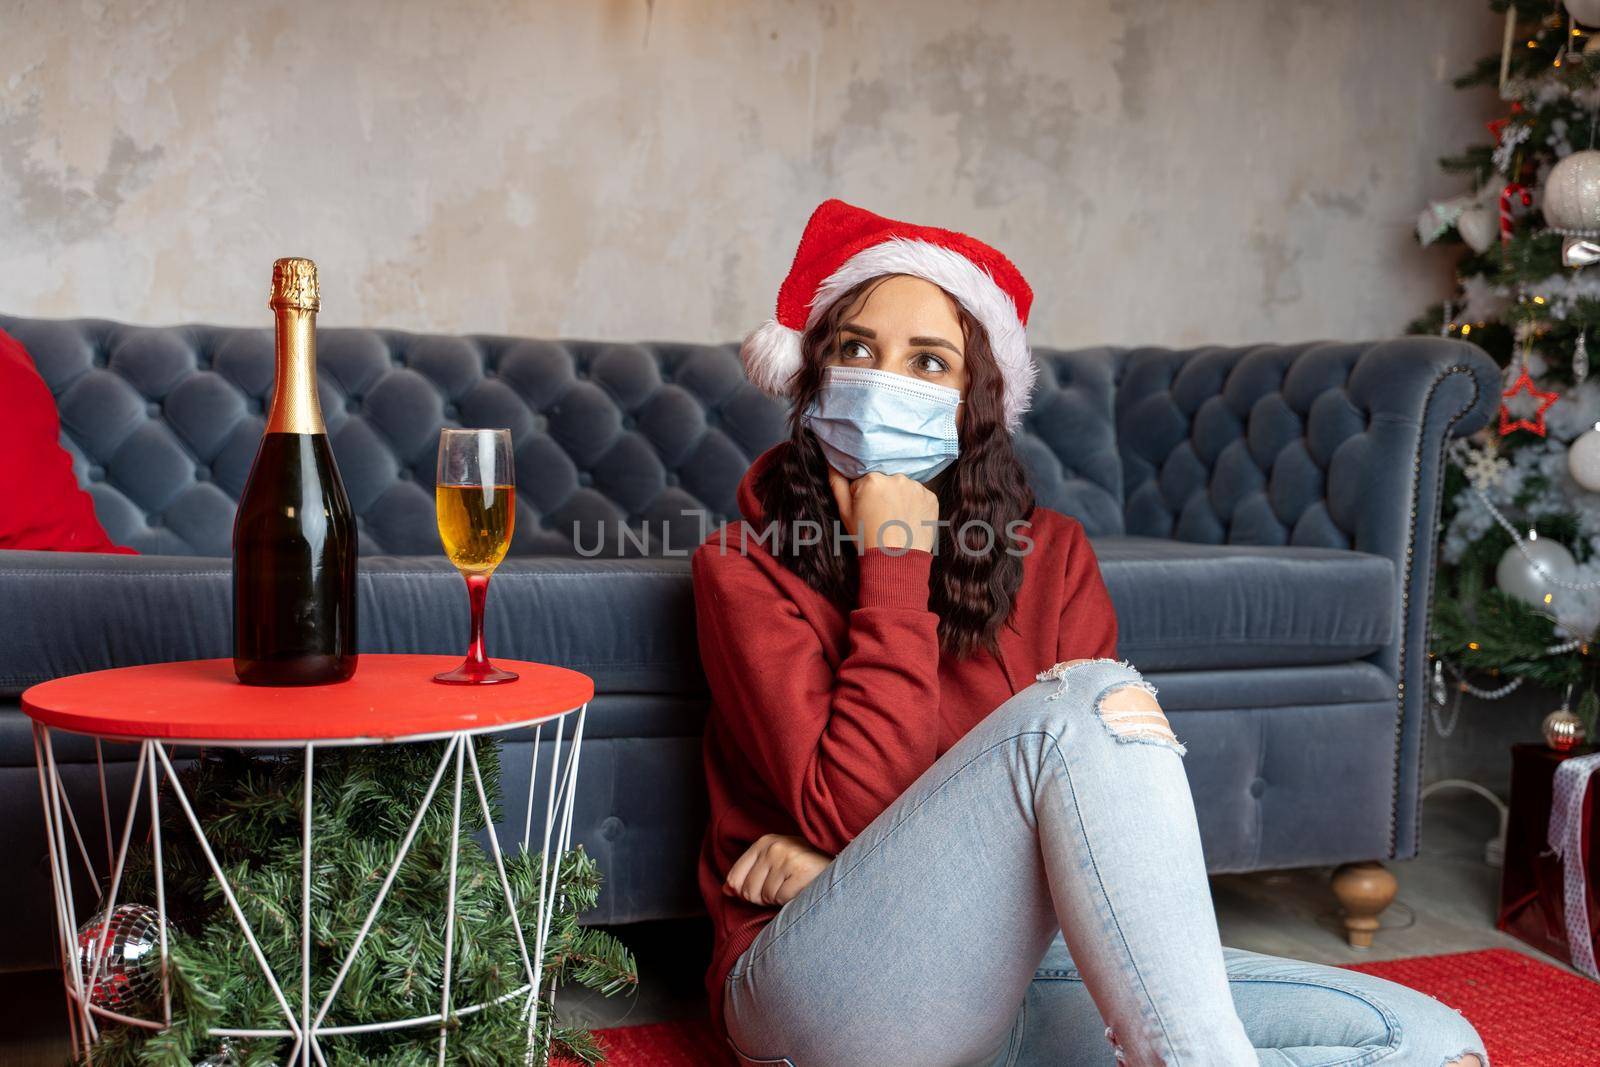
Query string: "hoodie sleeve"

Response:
xmin=693 ymin=541 xmax=943 ymax=856
xmin=1056 ymin=517 xmax=1119 ymax=662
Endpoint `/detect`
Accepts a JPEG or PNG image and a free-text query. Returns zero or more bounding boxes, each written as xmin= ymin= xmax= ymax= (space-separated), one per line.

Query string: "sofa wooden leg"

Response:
xmin=1330 ymin=861 xmax=1398 ymax=949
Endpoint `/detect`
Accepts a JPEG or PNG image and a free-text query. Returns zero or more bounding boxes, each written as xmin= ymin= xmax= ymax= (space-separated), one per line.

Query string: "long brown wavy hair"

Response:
xmin=755 ymin=276 xmax=1035 ymax=658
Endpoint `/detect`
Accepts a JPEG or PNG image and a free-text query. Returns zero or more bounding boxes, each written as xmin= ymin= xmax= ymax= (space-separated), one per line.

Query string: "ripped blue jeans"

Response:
xmin=723 ymin=659 xmax=1486 ymax=1067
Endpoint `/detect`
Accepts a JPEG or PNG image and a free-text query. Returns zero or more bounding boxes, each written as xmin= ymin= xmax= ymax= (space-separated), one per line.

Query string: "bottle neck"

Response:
xmin=265 ymin=306 xmax=325 ymax=434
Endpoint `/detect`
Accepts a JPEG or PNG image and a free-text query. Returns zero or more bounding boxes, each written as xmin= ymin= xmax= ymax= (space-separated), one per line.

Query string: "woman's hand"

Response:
xmin=723 ymin=833 xmax=833 ymax=907
xmin=828 ymin=468 xmax=939 ymax=553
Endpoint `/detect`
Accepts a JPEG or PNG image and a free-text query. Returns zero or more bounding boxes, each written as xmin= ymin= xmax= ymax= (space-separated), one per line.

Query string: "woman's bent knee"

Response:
xmin=1032 ymin=657 xmax=1185 ymax=755
xmin=1384 ymin=981 xmax=1486 ymax=1067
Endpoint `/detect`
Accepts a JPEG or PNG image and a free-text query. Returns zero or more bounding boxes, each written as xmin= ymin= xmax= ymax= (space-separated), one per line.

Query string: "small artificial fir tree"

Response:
xmin=85 ymin=739 xmax=635 ymax=1066
xmin=1416 ymin=0 xmax=1600 ymax=737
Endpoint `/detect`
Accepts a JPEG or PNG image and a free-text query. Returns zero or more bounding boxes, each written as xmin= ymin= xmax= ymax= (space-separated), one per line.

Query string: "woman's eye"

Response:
xmin=913 ymin=352 xmax=949 ymax=374
xmin=840 ymin=339 xmax=872 ymax=360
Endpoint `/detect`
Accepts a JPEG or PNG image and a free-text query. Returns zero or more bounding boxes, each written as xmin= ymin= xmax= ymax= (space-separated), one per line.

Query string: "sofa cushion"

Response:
xmin=0 ymin=535 xmax=1391 ymax=709
xmin=0 ymin=550 xmax=704 ymax=704
xmin=1097 ymin=536 xmax=1395 ymax=671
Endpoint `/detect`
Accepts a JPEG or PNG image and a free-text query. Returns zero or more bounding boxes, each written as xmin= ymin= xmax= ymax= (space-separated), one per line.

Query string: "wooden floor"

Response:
xmin=0 ymin=791 xmax=1564 ymax=1063
xmin=1213 ymin=789 xmax=1550 ymax=968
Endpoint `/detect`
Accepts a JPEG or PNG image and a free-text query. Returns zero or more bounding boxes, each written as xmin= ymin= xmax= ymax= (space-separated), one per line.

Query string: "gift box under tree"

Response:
xmin=1498 ymin=743 xmax=1600 ymax=977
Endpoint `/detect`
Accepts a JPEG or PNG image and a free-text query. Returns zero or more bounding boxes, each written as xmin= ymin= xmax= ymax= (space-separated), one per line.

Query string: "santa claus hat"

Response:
xmin=741 ymin=199 xmax=1037 ymax=432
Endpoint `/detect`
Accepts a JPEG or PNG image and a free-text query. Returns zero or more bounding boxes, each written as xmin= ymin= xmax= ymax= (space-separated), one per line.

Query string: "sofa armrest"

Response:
xmin=1114 ymin=337 xmax=1500 ymax=858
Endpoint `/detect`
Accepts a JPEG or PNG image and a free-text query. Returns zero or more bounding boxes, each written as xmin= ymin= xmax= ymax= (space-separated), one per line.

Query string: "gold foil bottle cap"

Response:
xmin=270 ymin=257 xmax=320 ymax=311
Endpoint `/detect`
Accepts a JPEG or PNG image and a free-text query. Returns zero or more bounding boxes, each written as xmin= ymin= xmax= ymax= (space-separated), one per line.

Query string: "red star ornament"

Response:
xmin=1499 ymin=367 xmax=1559 ymax=436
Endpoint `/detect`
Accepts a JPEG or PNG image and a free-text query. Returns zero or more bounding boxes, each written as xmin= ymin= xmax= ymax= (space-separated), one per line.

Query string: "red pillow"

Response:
xmin=0 ymin=328 xmax=135 ymax=554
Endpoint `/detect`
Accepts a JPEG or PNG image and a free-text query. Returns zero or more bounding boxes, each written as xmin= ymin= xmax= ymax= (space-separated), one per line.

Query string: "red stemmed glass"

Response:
xmin=433 ymin=428 xmax=518 ymax=685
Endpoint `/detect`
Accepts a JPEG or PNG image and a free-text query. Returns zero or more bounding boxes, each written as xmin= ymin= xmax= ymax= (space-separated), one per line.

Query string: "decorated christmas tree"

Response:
xmin=1417 ymin=0 xmax=1600 ymax=746
xmin=78 ymin=739 xmax=635 ymax=1066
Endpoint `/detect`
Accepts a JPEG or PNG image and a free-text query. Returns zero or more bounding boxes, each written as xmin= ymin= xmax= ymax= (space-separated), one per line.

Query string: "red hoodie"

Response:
xmin=693 ymin=445 xmax=1120 ymax=1032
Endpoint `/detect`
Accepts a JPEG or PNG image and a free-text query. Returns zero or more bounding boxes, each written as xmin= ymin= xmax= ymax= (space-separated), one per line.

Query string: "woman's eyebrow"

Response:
xmin=910 ymin=335 xmax=962 ymax=355
xmin=840 ymin=323 xmax=876 ymax=338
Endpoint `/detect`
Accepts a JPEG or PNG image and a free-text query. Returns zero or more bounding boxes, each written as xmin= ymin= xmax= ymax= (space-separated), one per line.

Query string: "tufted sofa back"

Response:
xmin=2 ymin=314 xmax=1379 ymax=558
xmin=1113 ymin=342 xmax=1387 ymax=551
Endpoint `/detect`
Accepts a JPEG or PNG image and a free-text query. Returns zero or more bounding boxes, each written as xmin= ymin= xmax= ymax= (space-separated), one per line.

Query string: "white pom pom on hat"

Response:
xmin=740 ymin=199 xmax=1037 ymax=432
xmin=738 ymin=319 xmax=805 ymax=398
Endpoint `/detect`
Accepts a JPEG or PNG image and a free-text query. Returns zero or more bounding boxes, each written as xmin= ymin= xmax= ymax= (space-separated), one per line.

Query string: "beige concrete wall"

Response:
xmin=1 ymin=1 xmax=1499 ymax=347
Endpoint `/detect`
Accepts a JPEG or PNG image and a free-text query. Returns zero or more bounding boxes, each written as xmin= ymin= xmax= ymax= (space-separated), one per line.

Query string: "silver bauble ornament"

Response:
xmin=1567 ymin=0 xmax=1600 ymax=27
xmin=1543 ymin=150 xmax=1600 ymax=239
xmin=1544 ymin=706 xmax=1587 ymax=751
xmin=75 ymin=902 xmax=168 ymax=1014
xmin=1457 ymin=206 xmax=1498 ymax=254
xmin=1495 ymin=537 xmax=1578 ymax=609
xmin=1570 ymin=428 xmax=1600 ymax=491
xmin=1563 ymin=235 xmax=1600 ymax=267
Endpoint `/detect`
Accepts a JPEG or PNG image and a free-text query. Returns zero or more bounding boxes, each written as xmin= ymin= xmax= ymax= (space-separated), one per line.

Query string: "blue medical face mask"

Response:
xmin=802 ymin=365 xmax=962 ymax=482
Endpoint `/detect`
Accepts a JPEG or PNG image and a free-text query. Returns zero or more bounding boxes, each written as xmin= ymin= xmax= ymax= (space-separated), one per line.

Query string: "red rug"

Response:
xmin=566 ymin=948 xmax=1598 ymax=1066
xmin=1345 ymin=948 xmax=1598 ymax=1066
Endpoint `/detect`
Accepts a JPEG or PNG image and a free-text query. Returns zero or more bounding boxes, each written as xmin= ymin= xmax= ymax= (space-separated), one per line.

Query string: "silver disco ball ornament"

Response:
xmin=193 ymin=1037 xmax=238 ymax=1066
xmin=1495 ymin=537 xmax=1578 ymax=610
xmin=75 ymin=903 xmax=168 ymax=1014
xmin=1544 ymin=706 xmax=1588 ymax=752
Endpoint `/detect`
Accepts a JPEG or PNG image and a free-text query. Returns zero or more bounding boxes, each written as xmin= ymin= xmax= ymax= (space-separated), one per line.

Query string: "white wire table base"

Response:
xmin=34 ymin=703 xmax=588 ymax=1067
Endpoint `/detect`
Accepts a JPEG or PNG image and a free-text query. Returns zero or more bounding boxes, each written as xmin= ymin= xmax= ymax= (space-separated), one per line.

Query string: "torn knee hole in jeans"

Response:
xmin=1443 ymin=1054 xmax=1485 ymax=1067
xmin=1104 ymin=1025 xmax=1127 ymax=1063
xmin=1036 ymin=659 xmax=1186 ymax=755
xmin=1095 ymin=680 xmax=1185 ymax=755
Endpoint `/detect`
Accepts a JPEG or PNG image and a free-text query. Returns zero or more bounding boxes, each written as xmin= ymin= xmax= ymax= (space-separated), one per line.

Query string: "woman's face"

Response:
xmin=827 ymin=275 xmax=969 ymax=399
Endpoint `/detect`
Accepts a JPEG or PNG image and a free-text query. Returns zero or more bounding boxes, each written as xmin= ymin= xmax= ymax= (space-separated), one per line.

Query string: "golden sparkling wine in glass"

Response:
xmin=435 ymin=484 xmax=515 ymax=574
xmin=432 ymin=427 xmax=518 ymax=685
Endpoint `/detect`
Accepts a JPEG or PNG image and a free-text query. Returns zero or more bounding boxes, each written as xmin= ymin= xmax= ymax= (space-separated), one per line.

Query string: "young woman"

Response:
xmin=693 ymin=199 xmax=1487 ymax=1067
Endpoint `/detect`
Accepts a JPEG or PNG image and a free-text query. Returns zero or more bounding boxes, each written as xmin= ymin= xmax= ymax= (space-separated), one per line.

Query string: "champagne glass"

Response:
xmin=433 ymin=428 xmax=519 ymax=684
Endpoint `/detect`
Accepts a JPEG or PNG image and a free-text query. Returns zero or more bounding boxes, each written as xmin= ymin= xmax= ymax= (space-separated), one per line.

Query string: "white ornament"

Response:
xmin=1457 ymin=206 xmax=1499 ymax=253
xmin=1570 ymin=427 xmax=1600 ymax=491
xmin=1543 ymin=150 xmax=1600 ymax=239
xmin=1497 ymin=536 xmax=1580 ymax=610
xmin=1567 ymin=1 xmax=1600 ymax=28
xmin=1460 ymin=273 xmax=1510 ymax=322
xmin=1463 ymin=441 xmax=1511 ymax=489
xmin=1419 ymin=195 xmax=1473 ymax=245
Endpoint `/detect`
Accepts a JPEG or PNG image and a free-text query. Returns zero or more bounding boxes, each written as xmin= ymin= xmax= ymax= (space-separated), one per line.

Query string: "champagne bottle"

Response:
xmin=232 ymin=258 xmax=358 ymax=685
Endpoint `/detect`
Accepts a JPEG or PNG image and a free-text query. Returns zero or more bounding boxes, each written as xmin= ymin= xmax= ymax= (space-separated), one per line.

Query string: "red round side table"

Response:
xmin=23 ymin=654 xmax=594 ymax=1065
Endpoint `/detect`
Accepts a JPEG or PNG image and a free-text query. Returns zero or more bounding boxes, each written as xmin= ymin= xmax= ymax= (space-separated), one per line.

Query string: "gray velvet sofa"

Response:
xmin=0 ymin=312 xmax=1498 ymax=972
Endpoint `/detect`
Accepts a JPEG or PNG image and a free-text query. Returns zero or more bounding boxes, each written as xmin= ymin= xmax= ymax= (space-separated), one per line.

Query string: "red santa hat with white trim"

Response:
xmin=740 ymin=198 xmax=1037 ymax=431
